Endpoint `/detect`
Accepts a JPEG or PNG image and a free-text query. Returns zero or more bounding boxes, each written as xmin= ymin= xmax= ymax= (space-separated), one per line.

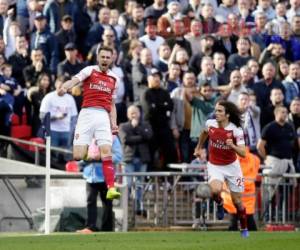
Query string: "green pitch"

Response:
xmin=0 ymin=231 xmax=300 ymax=250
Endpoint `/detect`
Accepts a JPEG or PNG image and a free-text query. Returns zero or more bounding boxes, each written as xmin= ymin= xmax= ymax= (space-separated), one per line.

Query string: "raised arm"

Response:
xmin=61 ymin=77 xmax=81 ymax=93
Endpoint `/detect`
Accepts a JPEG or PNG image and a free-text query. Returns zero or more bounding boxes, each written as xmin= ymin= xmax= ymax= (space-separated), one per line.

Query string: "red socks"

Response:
xmin=237 ymin=207 xmax=248 ymax=230
xmin=102 ymin=156 xmax=115 ymax=188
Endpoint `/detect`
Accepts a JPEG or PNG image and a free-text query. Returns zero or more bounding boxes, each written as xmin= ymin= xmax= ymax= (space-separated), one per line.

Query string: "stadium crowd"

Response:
xmin=0 ymin=0 xmax=300 ymax=176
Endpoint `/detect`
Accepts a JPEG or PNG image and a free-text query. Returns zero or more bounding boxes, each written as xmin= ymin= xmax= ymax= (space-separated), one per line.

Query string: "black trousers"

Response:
xmin=86 ymin=182 xmax=113 ymax=231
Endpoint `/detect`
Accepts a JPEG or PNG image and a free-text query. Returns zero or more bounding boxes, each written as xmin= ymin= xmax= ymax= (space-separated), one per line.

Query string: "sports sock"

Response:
xmin=237 ymin=206 xmax=248 ymax=230
xmin=102 ymin=156 xmax=115 ymax=188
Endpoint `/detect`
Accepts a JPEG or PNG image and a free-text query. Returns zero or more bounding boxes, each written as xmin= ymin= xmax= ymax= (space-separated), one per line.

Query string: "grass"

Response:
xmin=0 ymin=231 xmax=300 ymax=250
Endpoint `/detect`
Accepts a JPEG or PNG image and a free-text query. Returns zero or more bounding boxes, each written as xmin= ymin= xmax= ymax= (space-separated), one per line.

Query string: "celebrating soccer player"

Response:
xmin=194 ymin=101 xmax=249 ymax=237
xmin=60 ymin=46 xmax=120 ymax=200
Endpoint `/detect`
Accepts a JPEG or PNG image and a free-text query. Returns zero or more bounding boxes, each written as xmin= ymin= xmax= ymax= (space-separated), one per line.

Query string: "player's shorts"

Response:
xmin=207 ymin=159 xmax=244 ymax=193
xmin=73 ymin=108 xmax=112 ymax=146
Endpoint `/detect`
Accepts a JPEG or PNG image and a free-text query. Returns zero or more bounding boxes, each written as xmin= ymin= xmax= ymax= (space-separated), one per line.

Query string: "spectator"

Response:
xmin=0 ymin=0 xmax=9 ymax=37
xmin=188 ymin=83 xmax=216 ymax=146
xmin=265 ymin=1 xmax=287 ymax=35
xmin=77 ymin=135 xmax=123 ymax=233
xmin=119 ymin=105 xmax=153 ymax=215
xmin=155 ymin=43 xmax=171 ymax=76
xmin=129 ymin=4 xmax=145 ymax=37
xmin=240 ymin=65 xmax=255 ymax=90
xmin=141 ymin=68 xmax=178 ymax=170
xmin=163 ymin=61 xmax=181 ymax=93
xmin=287 ymin=0 xmax=300 ymax=23
xmin=250 ymin=11 xmax=268 ymax=51
xmin=227 ymin=37 xmax=253 ymax=71
xmin=27 ymin=72 xmax=52 ymax=136
xmin=283 ymin=62 xmax=300 ymax=106
xmin=7 ymin=35 xmax=31 ymax=88
xmin=252 ymin=0 xmax=276 ymax=22
xmin=189 ymin=34 xmax=215 ymax=75
xmin=157 ymin=0 xmax=189 ymax=38
xmin=118 ymin=0 xmax=137 ymax=28
xmin=199 ymin=3 xmax=220 ymax=34
xmin=131 ymin=47 xmax=154 ymax=103
xmin=43 ymin=0 xmax=76 ymax=33
xmin=247 ymin=59 xmax=260 ymax=83
xmin=184 ymin=19 xmax=202 ymax=56
xmin=139 ymin=19 xmax=165 ymax=64
xmin=277 ymin=58 xmax=290 ymax=81
xmin=55 ymin=14 xmax=76 ymax=62
xmin=252 ymin=62 xmax=285 ymax=110
xmin=109 ymin=9 xmax=124 ymax=42
xmin=57 ymin=42 xmax=85 ymax=78
xmin=85 ymin=7 xmax=116 ymax=53
xmin=291 ymin=15 xmax=300 ymax=40
xmin=144 ymin=0 xmax=167 ymax=20
xmin=237 ymin=92 xmax=261 ymax=153
xmin=182 ymin=0 xmax=204 ymax=20
xmin=87 ymin=27 xmax=117 ymax=65
xmin=288 ymin=97 xmax=300 ymax=172
xmin=171 ymin=71 xmax=197 ymax=163
xmin=120 ymin=21 xmax=139 ymax=60
xmin=259 ymin=43 xmax=285 ymax=69
xmin=3 ymin=18 xmax=22 ymax=58
xmin=197 ymin=56 xmax=219 ymax=88
xmin=39 ymin=76 xmax=77 ymax=163
xmin=257 ymin=105 xmax=297 ymax=219
xmin=213 ymin=52 xmax=230 ymax=86
xmin=23 ymin=48 xmax=51 ymax=88
xmin=261 ymin=87 xmax=286 ymax=133
xmin=166 ymin=19 xmax=192 ymax=57
xmin=73 ymin=0 xmax=99 ymax=56
xmin=214 ymin=23 xmax=238 ymax=60
xmin=30 ymin=13 xmax=59 ymax=74
xmin=215 ymin=0 xmax=239 ymax=24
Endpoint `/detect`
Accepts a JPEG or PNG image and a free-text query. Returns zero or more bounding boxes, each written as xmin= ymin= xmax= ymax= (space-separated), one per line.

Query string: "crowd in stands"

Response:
xmin=0 ymin=0 xmax=300 ymax=175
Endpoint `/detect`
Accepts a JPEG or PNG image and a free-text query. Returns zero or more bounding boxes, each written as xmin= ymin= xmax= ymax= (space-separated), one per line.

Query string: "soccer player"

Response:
xmin=60 ymin=46 xmax=120 ymax=200
xmin=194 ymin=101 xmax=249 ymax=237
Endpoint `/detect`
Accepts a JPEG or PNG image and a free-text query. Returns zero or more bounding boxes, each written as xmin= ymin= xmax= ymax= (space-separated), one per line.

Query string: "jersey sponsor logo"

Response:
xmin=209 ymin=139 xmax=231 ymax=150
xmin=89 ymin=82 xmax=112 ymax=94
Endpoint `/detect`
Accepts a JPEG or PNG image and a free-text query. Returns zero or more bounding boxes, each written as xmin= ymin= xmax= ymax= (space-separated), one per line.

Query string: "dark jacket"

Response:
xmin=30 ymin=29 xmax=59 ymax=74
xmin=119 ymin=121 xmax=153 ymax=163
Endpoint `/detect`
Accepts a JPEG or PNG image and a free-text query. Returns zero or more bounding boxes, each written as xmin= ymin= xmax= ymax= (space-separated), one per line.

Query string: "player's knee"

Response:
xmin=99 ymin=145 xmax=112 ymax=158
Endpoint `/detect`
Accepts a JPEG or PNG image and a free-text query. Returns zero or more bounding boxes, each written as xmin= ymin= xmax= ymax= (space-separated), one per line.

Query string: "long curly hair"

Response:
xmin=217 ymin=100 xmax=242 ymax=127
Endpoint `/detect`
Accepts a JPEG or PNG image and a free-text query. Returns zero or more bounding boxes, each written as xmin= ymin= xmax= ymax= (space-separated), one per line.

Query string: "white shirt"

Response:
xmin=40 ymin=91 xmax=78 ymax=132
xmin=139 ymin=35 xmax=165 ymax=63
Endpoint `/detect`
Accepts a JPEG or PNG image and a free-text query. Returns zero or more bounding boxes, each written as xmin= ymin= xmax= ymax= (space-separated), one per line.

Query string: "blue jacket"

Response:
xmin=82 ymin=136 xmax=123 ymax=183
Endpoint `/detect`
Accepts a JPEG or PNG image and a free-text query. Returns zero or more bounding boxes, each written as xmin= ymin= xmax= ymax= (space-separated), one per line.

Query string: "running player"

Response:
xmin=194 ymin=100 xmax=249 ymax=237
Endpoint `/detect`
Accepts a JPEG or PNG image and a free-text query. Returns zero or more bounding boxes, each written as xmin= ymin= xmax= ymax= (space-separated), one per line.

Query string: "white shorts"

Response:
xmin=73 ymin=108 xmax=112 ymax=146
xmin=207 ymin=159 xmax=244 ymax=193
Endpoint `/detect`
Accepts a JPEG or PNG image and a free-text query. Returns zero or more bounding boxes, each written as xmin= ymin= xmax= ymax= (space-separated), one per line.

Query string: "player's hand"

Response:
xmin=111 ymin=125 xmax=119 ymax=135
xmin=193 ymin=147 xmax=203 ymax=158
xmin=226 ymin=139 xmax=235 ymax=148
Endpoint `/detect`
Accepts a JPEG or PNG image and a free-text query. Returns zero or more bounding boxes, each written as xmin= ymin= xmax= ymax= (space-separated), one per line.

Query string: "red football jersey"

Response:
xmin=206 ymin=119 xmax=245 ymax=165
xmin=74 ymin=66 xmax=119 ymax=112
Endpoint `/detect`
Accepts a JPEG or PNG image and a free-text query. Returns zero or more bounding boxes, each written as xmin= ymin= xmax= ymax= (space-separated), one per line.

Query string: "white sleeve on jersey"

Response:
xmin=233 ymin=126 xmax=245 ymax=145
xmin=74 ymin=66 xmax=97 ymax=82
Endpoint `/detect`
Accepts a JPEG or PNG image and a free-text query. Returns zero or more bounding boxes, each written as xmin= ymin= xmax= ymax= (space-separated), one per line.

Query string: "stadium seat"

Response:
xmin=11 ymin=114 xmax=20 ymax=125
xmin=28 ymin=137 xmax=45 ymax=152
xmin=11 ymin=125 xmax=32 ymax=139
xmin=65 ymin=161 xmax=79 ymax=172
